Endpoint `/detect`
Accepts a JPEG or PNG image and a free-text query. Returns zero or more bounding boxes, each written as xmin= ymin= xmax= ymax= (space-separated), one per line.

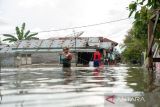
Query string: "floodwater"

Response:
xmin=0 ymin=66 xmax=160 ymax=107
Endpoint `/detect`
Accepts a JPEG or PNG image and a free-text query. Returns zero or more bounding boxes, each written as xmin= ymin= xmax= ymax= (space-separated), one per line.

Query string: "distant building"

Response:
xmin=0 ymin=37 xmax=118 ymax=67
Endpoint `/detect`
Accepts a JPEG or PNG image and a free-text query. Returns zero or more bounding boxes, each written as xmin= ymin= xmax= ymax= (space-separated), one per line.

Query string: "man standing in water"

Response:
xmin=60 ymin=47 xmax=72 ymax=68
xmin=60 ymin=47 xmax=73 ymax=84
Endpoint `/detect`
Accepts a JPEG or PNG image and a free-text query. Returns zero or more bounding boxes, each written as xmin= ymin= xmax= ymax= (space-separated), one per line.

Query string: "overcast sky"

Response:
xmin=0 ymin=0 xmax=133 ymax=44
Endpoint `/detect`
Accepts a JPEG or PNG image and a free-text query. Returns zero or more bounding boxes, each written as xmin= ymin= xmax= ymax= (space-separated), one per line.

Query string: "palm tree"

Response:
xmin=3 ymin=22 xmax=38 ymax=43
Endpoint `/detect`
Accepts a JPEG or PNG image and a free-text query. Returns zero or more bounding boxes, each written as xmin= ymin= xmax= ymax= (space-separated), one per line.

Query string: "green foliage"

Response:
xmin=121 ymin=29 xmax=147 ymax=64
xmin=128 ymin=2 xmax=137 ymax=17
xmin=122 ymin=0 xmax=160 ymax=64
xmin=131 ymin=6 xmax=151 ymax=39
xmin=3 ymin=22 xmax=39 ymax=43
xmin=25 ymin=33 xmax=38 ymax=40
xmin=128 ymin=0 xmax=160 ymax=18
xmin=3 ymin=34 xmax=18 ymax=43
xmin=128 ymin=0 xmax=160 ymax=39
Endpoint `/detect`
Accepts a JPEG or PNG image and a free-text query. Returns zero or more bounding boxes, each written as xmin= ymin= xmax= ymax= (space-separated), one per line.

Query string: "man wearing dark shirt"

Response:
xmin=61 ymin=47 xmax=72 ymax=68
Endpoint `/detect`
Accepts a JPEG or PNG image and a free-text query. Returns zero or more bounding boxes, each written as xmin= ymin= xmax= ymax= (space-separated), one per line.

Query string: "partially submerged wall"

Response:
xmin=0 ymin=53 xmax=15 ymax=67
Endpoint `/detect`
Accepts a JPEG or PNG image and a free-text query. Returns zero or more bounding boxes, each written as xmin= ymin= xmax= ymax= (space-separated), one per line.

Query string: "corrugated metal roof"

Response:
xmin=88 ymin=37 xmax=100 ymax=42
xmin=0 ymin=45 xmax=6 ymax=49
xmin=0 ymin=46 xmax=15 ymax=53
xmin=103 ymin=38 xmax=118 ymax=46
xmin=100 ymin=42 xmax=112 ymax=49
xmin=0 ymin=37 xmax=118 ymax=53
xmin=40 ymin=40 xmax=53 ymax=48
xmin=12 ymin=48 xmax=96 ymax=53
xmin=15 ymin=37 xmax=98 ymax=49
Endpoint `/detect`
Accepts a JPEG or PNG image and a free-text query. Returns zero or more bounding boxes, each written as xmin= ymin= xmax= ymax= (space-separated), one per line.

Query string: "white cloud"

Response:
xmin=0 ymin=25 xmax=14 ymax=34
xmin=18 ymin=0 xmax=56 ymax=8
xmin=0 ymin=0 xmax=133 ymax=43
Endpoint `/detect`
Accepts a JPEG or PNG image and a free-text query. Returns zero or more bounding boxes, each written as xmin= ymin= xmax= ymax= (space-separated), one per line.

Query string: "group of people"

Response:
xmin=60 ymin=47 xmax=103 ymax=84
xmin=60 ymin=47 xmax=102 ymax=68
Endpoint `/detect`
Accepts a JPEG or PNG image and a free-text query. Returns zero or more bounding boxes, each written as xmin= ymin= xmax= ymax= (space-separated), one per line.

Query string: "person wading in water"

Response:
xmin=60 ymin=47 xmax=73 ymax=84
xmin=93 ymin=48 xmax=101 ymax=67
xmin=60 ymin=47 xmax=73 ymax=76
xmin=61 ymin=47 xmax=72 ymax=67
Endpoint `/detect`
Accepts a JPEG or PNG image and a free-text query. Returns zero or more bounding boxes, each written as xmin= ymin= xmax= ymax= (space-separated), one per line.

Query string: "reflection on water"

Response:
xmin=126 ymin=68 xmax=148 ymax=92
xmin=63 ymin=68 xmax=75 ymax=85
xmin=0 ymin=67 xmax=159 ymax=107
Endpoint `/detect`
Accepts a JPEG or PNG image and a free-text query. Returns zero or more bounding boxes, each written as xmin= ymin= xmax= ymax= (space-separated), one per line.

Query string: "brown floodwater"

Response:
xmin=0 ymin=66 xmax=160 ymax=107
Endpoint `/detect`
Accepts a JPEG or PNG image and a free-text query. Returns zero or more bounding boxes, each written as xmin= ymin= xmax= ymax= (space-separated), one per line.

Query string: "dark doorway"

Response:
xmin=78 ymin=52 xmax=93 ymax=65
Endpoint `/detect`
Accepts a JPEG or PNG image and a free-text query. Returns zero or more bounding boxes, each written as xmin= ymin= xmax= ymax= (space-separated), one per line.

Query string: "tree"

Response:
xmin=121 ymin=0 xmax=160 ymax=64
xmin=129 ymin=0 xmax=160 ymax=18
xmin=3 ymin=22 xmax=38 ymax=43
xmin=128 ymin=0 xmax=160 ymax=39
xmin=121 ymin=29 xmax=146 ymax=64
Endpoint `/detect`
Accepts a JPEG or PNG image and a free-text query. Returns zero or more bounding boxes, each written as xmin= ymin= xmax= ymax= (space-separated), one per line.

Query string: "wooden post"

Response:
xmin=147 ymin=20 xmax=154 ymax=90
xmin=147 ymin=12 xmax=160 ymax=91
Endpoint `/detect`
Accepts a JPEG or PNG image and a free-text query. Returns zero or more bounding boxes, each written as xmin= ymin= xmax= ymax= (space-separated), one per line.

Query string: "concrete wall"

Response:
xmin=0 ymin=53 xmax=15 ymax=67
xmin=32 ymin=53 xmax=76 ymax=64
xmin=32 ymin=53 xmax=60 ymax=64
xmin=0 ymin=52 xmax=76 ymax=67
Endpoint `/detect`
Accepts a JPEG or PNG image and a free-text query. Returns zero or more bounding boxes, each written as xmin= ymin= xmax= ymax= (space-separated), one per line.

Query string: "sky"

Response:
xmin=0 ymin=0 xmax=133 ymax=44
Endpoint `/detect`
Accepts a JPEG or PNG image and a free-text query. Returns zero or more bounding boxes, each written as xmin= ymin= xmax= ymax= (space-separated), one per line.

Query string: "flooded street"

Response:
xmin=0 ymin=66 xmax=160 ymax=107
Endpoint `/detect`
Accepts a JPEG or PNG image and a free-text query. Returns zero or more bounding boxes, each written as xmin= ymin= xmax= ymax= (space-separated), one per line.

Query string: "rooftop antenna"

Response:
xmin=73 ymin=30 xmax=84 ymax=66
xmin=65 ymin=30 xmax=84 ymax=66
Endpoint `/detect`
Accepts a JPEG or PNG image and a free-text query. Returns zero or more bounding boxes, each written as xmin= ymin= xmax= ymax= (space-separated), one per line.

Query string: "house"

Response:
xmin=99 ymin=37 xmax=118 ymax=65
xmin=0 ymin=37 xmax=118 ymax=67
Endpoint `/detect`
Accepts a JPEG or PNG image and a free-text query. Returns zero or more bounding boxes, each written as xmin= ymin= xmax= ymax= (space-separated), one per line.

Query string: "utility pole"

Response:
xmin=0 ymin=37 xmax=1 ymax=79
xmin=73 ymin=30 xmax=76 ymax=51
xmin=147 ymin=11 xmax=159 ymax=91
xmin=73 ymin=30 xmax=77 ymax=66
